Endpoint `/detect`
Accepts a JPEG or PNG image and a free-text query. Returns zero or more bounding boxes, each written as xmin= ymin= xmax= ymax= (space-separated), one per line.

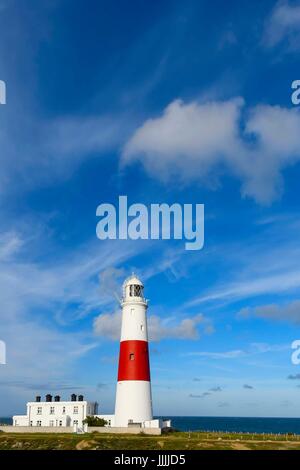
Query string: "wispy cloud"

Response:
xmin=184 ymin=217 xmax=300 ymax=309
xmin=189 ymin=392 xmax=211 ymax=398
xmin=186 ymin=271 xmax=300 ymax=308
xmin=0 ymin=380 xmax=86 ymax=392
xmin=184 ymin=343 xmax=288 ymax=360
xmin=186 ymin=350 xmax=245 ymax=359
xmin=0 ymin=112 xmax=132 ymax=198
xmin=0 ymin=227 xmax=146 ymax=403
xmin=263 ymin=1 xmax=300 ymax=51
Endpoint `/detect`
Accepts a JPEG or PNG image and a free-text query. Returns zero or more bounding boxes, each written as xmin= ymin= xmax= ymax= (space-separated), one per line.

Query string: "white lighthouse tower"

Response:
xmin=114 ymin=274 xmax=153 ymax=427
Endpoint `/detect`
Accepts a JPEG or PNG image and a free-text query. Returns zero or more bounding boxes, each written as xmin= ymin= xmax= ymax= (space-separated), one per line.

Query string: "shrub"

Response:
xmin=83 ymin=416 xmax=108 ymax=427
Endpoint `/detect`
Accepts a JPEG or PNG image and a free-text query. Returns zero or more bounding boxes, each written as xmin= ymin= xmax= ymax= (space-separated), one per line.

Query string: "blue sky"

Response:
xmin=1 ymin=0 xmax=300 ymax=417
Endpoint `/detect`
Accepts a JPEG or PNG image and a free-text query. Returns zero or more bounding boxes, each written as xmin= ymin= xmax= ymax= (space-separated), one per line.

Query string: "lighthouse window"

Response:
xmin=134 ymin=285 xmax=142 ymax=296
xmin=141 ymin=325 xmax=144 ymax=331
xmin=129 ymin=353 xmax=135 ymax=361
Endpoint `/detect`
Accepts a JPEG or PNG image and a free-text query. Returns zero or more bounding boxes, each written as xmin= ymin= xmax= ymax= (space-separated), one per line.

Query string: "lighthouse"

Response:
xmin=12 ymin=274 xmax=171 ymax=432
xmin=114 ymin=274 xmax=153 ymax=427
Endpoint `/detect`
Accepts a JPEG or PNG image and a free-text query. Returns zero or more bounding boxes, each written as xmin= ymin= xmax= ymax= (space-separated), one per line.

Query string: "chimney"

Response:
xmin=78 ymin=395 xmax=84 ymax=401
xmin=54 ymin=395 xmax=60 ymax=402
xmin=36 ymin=396 xmax=41 ymax=402
xmin=45 ymin=394 xmax=52 ymax=402
xmin=71 ymin=393 xmax=77 ymax=402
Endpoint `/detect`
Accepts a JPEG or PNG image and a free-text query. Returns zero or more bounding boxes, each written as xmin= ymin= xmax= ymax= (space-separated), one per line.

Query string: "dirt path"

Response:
xmin=231 ymin=443 xmax=250 ymax=450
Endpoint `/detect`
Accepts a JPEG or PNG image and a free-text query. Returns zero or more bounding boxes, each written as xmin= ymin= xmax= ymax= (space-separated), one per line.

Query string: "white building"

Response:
xmin=13 ymin=394 xmax=97 ymax=428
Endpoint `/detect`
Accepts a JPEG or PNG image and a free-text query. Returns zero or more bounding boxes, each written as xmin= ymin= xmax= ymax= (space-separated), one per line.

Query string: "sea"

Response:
xmin=157 ymin=417 xmax=300 ymax=435
xmin=2 ymin=416 xmax=300 ymax=434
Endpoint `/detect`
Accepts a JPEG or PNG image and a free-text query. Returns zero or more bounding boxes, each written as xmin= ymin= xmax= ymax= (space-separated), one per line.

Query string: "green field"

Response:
xmin=1 ymin=431 xmax=300 ymax=450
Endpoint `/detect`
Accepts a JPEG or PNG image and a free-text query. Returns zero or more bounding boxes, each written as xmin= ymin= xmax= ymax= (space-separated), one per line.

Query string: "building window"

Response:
xmin=37 ymin=407 xmax=42 ymax=415
xmin=50 ymin=406 xmax=55 ymax=414
xmin=30 ymin=421 xmax=33 ymax=426
xmin=62 ymin=406 xmax=66 ymax=414
xmin=59 ymin=420 xmax=62 ymax=426
xmin=141 ymin=324 xmax=144 ymax=331
xmin=73 ymin=420 xmax=78 ymax=425
xmin=129 ymin=353 xmax=134 ymax=361
xmin=36 ymin=420 xmax=42 ymax=427
xmin=73 ymin=406 xmax=78 ymax=414
xmin=49 ymin=420 xmax=54 ymax=427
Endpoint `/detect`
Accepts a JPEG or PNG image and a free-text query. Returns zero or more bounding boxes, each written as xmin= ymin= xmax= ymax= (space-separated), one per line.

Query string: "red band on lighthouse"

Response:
xmin=118 ymin=340 xmax=150 ymax=381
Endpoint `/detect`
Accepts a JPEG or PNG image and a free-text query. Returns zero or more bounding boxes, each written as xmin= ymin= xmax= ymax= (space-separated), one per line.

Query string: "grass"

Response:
xmin=1 ymin=431 xmax=300 ymax=450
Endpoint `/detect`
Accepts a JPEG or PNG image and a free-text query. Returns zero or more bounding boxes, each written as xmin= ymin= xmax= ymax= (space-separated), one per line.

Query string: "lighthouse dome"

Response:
xmin=123 ymin=274 xmax=143 ymax=288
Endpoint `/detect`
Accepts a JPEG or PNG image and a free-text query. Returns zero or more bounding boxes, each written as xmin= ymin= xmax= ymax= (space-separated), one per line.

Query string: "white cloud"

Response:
xmin=122 ymin=97 xmax=243 ymax=187
xmin=263 ymin=1 xmax=300 ymax=50
xmin=122 ymin=98 xmax=300 ymax=205
xmin=238 ymin=300 xmax=300 ymax=324
xmin=93 ymin=311 xmax=213 ymax=342
xmin=93 ymin=310 xmax=122 ymax=341
xmin=148 ymin=313 xmax=212 ymax=341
